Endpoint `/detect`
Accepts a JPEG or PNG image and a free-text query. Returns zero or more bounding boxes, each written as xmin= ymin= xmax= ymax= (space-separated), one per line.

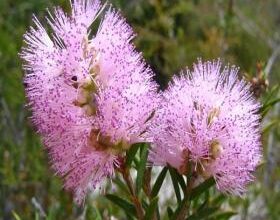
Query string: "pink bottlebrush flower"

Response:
xmin=21 ymin=0 xmax=158 ymax=204
xmin=148 ymin=60 xmax=261 ymax=195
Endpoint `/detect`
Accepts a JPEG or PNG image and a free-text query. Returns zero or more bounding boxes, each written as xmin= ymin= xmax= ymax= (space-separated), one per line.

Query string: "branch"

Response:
xmin=121 ymin=168 xmax=145 ymax=220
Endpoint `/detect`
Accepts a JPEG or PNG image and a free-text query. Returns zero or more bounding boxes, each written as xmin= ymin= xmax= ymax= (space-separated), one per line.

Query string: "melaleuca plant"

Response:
xmin=20 ymin=0 xmax=262 ymax=219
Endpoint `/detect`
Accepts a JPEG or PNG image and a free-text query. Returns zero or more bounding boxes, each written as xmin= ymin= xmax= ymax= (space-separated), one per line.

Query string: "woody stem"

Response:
xmin=121 ymin=167 xmax=145 ymax=220
xmin=176 ymin=175 xmax=195 ymax=220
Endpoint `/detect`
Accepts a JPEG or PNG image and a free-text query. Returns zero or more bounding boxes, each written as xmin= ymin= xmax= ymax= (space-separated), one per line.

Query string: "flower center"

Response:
xmin=88 ymin=129 xmax=131 ymax=155
xmin=210 ymin=140 xmax=223 ymax=159
xmin=73 ymin=76 xmax=98 ymax=116
xmin=72 ymin=37 xmax=101 ymax=116
xmin=196 ymin=140 xmax=223 ymax=178
xmin=207 ymin=107 xmax=220 ymax=126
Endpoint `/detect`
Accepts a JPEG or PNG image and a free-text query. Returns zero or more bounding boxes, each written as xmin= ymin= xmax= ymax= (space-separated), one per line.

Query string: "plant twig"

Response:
xmin=143 ymin=167 xmax=159 ymax=220
xmin=176 ymin=175 xmax=196 ymax=220
xmin=121 ymin=168 xmax=145 ymax=220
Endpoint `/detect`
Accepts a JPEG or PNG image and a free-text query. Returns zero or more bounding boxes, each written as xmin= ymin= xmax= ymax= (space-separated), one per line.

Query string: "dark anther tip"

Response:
xmin=71 ymin=76 xmax=78 ymax=81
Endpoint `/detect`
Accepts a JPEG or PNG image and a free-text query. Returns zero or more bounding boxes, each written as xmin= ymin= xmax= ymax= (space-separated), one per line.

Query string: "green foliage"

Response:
xmin=169 ymin=167 xmax=184 ymax=203
xmin=151 ymin=167 xmax=168 ymax=198
xmin=105 ymin=194 xmax=137 ymax=217
xmin=126 ymin=143 xmax=141 ymax=167
xmin=144 ymin=196 xmax=159 ymax=220
xmin=190 ymin=178 xmax=215 ymax=201
xmin=136 ymin=144 xmax=149 ymax=195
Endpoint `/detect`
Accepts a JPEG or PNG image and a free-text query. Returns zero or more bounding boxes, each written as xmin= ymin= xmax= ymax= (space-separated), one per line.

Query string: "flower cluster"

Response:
xmin=148 ymin=60 xmax=261 ymax=195
xmin=21 ymin=0 xmax=158 ymax=204
xmin=21 ymin=0 xmax=262 ymax=204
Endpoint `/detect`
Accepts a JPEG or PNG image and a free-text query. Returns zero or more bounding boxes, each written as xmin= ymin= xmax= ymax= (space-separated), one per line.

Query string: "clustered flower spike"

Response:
xmin=148 ymin=60 xmax=261 ymax=195
xmin=21 ymin=0 xmax=158 ymax=204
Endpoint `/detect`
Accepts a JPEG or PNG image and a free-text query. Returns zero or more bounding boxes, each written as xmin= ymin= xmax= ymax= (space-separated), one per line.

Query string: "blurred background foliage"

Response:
xmin=1 ymin=0 xmax=280 ymax=219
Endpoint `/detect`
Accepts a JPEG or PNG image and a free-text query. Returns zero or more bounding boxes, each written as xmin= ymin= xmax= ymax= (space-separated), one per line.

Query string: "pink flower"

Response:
xmin=21 ymin=0 xmax=158 ymax=204
xmin=148 ymin=60 xmax=261 ymax=195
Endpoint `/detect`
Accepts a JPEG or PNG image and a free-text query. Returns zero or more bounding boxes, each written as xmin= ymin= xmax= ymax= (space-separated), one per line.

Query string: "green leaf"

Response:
xmin=126 ymin=143 xmax=140 ymax=167
xmin=169 ymin=167 xmax=182 ymax=203
xmin=136 ymin=144 xmax=149 ymax=194
xmin=86 ymin=206 xmax=103 ymax=220
xmin=208 ymin=211 xmax=237 ymax=220
xmin=211 ymin=194 xmax=226 ymax=206
xmin=261 ymin=98 xmax=280 ymax=118
xmin=142 ymin=199 xmax=149 ymax=210
xmin=133 ymin=158 xmax=140 ymax=168
xmin=262 ymin=85 xmax=279 ymax=106
xmin=12 ymin=211 xmax=22 ymax=220
xmin=263 ymin=98 xmax=280 ymax=109
xmin=144 ymin=197 xmax=159 ymax=220
xmin=105 ymin=194 xmax=136 ymax=216
xmin=197 ymin=200 xmax=208 ymax=212
xmin=261 ymin=85 xmax=280 ymax=118
xmin=151 ymin=167 xmax=168 ymax=197
xmin=186 ymin=207 xmax=219 ymax=220
xmin=262 ymin=119 xmax=280 ymax=134
xmin=35 ymin=212 xmax=39 ymax=220
xmin=172 ymin=167 xmax=186 ymax=190
xmin=167 ymin=207 xmax=174 ymax=219
xmin=113 ymin=176 xmax=130 ymax=195
xmin=190 ymin=177 xmax=215 ymax=200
